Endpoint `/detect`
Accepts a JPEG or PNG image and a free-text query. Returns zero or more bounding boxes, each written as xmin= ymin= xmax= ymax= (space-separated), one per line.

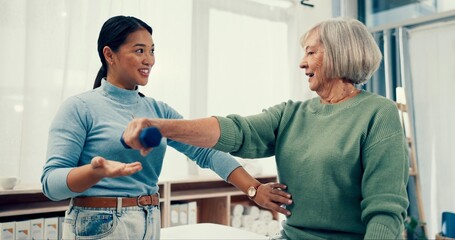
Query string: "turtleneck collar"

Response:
xmin=98 ymin=78 xmax=140 ymax=105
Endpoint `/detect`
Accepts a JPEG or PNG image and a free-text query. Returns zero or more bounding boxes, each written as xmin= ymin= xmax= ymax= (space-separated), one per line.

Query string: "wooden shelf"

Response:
xmin=170 ymin=187 xmax=242 ymax=201
xmin=162 ymin=174 xmax=277 ymax=228
xmin=409 ymin=168 xmax=417 ymax=176
xmin=0 ymin=174 xmax=278 ymax=230
xmin=0 ymin=201 xmax=69 ymax=218
xmin=396 ymin=102 xmax=408 ymax=112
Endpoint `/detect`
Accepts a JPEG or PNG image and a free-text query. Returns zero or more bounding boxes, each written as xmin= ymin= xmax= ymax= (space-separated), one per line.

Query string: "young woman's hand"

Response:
xmin=67 ymin=156 xmax=143 ymax=193
xmin=91 ymin=156 xmax=143 ymax=178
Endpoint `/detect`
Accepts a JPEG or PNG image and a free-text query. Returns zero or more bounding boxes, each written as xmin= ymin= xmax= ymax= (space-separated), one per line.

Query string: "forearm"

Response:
xmin=156 ymin=117 xmax=221 ymax=148
xmin=67 ymin=164 xmax=103 ymax=193
xmin=227 ymin=167 xmax=262 ymax=194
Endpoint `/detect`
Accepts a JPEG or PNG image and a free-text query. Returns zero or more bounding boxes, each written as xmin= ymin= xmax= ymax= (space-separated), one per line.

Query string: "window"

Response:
xmin=359 ymin=0 xmax=455 ymax=28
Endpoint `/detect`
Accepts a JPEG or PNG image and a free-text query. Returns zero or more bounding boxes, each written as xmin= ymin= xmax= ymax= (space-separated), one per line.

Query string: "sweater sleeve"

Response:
xmin=213 ymin=102 xmax=285 ymax=158
xmin=360 ymin=103 xmax=409 ymax=239
xmin=41 ymin=97 xmax=89 ymax=201
xmin=156 ymin=101 xmax=241 ymax=181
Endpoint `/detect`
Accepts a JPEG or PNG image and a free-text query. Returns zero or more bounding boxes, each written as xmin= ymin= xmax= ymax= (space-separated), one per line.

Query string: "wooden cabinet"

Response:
xmin=0 ymin=189 xmax=69 ymax=222
xmin=0 ymin=175 xmax=277 ymax=228
xmin=160 ymin=175 xmax=277 ymax=228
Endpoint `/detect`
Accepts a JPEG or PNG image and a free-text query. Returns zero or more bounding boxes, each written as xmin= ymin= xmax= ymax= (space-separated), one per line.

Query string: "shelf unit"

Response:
xmin=0 ymin=189 xmax=69 ymax=222
xmin=0 ymin=175 xmax=277 ymax=228
xmin=161 ymin=175 xmax=277 ymax=227
xmin=395 ymin=87 xmax=427 ymax=238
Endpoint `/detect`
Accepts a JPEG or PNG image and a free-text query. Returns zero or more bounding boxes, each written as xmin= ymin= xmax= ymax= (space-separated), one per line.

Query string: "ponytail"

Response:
xmin=93 ymin=65 xmax=107 ymax=89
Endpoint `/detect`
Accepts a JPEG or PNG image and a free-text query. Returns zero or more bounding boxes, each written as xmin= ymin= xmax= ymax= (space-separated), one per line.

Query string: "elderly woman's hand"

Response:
xmin=122 ymin=118 xmax=159 ymax=156
xmin=254 ymin=182 xmax=292 ymax=216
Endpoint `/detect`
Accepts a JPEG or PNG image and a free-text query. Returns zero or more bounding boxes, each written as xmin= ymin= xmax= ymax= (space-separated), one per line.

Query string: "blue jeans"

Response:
xmin=61 ymin=202 xmax=161 ymax=240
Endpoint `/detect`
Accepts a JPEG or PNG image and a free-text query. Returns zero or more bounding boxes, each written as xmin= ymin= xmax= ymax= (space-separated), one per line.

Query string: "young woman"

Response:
xmin=41 ymin=15 xmax=291 ymax=240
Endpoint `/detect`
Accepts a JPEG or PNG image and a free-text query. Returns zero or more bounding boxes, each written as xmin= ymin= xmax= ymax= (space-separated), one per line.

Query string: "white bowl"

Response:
xmin=0 ymin=177 xmax=20 ymax=190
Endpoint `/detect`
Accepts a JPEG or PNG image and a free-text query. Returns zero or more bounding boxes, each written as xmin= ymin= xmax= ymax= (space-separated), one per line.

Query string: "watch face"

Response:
xmin=248 ymin=186 xmax=257 ymax=197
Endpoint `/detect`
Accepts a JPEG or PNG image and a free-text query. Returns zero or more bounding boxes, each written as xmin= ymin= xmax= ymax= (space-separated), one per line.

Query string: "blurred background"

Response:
xmin=1 ymin=0 xmax=454 ymax=237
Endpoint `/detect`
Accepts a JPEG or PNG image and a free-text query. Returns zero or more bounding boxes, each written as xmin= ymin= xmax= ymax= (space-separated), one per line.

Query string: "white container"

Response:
xmin=0 ymin=177 xmax=20 ymax=190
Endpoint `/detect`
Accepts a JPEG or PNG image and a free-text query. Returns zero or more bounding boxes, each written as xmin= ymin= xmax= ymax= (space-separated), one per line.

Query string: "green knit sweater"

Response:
xmin=215 ymin=90 xmax=409 ymax=239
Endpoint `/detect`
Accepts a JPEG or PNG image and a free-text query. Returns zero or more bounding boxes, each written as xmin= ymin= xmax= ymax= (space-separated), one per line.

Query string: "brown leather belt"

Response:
xmin=73 ymin=194 xmax=160 ymax=208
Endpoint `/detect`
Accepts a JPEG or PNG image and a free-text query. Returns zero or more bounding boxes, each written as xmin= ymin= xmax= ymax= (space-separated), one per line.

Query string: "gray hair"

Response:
xmin=301 ymin=18 xmax=382 ymax=84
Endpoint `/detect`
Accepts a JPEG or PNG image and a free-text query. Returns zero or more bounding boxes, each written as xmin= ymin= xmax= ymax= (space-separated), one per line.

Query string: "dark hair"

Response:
xmin=93 ymin=15 xmax=153 ymax=90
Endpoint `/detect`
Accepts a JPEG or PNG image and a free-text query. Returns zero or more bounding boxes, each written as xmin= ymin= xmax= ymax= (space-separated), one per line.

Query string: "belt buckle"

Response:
xmin=136 ymin=195 xmax=146 ymax=207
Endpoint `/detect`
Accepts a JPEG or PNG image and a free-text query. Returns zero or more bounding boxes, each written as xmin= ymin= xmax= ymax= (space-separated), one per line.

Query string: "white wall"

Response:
xmin=0 ymin=0 xmax=334 ymax=185
xmin=408 ymin=20 xmax=455 ymax=237
xmin=160 ymin=0 xmax=333 ymax=179
xmin=0 ymin=0 xmax=197 ymax=185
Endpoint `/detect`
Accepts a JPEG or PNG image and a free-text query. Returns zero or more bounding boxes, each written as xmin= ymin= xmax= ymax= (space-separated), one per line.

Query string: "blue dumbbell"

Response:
xmin=121 ymin=127 xmax=162 ymax=149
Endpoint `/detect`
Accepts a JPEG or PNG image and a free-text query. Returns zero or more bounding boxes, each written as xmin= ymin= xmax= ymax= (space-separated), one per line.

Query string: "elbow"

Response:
xmin=41 ymin=176 xmax=62 ymax=201
xmin=41 ymin=168 xmax=70 ymax=201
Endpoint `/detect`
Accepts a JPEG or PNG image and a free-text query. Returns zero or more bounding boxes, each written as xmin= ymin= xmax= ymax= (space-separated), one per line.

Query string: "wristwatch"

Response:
xmin=247 ymin=185 xmax=260 ymax=199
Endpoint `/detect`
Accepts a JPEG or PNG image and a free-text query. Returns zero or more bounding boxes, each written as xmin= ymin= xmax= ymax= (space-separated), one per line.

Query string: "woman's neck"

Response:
xmin=106 ymin=75 xmax=137 ymax=90
xmin=319 ymin=80 xmax=358 ymax=104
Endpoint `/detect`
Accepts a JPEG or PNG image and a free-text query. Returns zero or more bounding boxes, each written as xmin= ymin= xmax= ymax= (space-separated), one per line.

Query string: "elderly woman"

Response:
xmin=123 ymin=18 xmax=409 ymax=239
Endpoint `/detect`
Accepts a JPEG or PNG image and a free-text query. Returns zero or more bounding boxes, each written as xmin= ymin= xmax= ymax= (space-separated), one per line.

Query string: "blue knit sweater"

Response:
xmin=42 ymin=79 xmax=240 ymax=201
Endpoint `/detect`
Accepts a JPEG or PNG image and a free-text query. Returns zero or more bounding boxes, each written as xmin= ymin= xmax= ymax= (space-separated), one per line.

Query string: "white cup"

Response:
xmin=0 ymin=177 xmax=20 ymax=190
